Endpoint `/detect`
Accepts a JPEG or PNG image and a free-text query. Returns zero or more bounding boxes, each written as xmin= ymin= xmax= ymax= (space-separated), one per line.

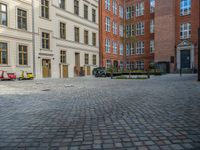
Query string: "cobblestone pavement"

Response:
xmin=0 ymin=74 xmax=200 ymax=150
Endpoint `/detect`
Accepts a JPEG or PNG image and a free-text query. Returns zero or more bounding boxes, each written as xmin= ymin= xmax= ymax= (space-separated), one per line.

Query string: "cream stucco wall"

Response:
xmin=0 ymin=0 xmax=99 ymax=79
xmin=0 ymin=0 xmax=33 ymax=78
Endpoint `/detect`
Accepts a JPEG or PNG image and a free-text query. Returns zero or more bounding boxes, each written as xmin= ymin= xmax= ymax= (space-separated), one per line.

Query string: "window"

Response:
xmin=131 ymin=24 xmax=135 ymax=36
xmin=60 ymin=22 xmax=66 ymax=39
xmin=136 ymin=2 xmax=144 ymax=17
xmin=126 ymin=7 xmax=133 ymax=19
xmin=180 ymin=23 xmax=191 ymax=39
xmin=19 ymin=45 xmax=28 ymax=65
xmin=130 ymin=62 xmax=134 ymax=70
xmin=93 ymin=55 xmax=96 ymax=65
xmin=120 ymin=61 xmax=123 ymax=70
xmin=106 ymin=17 xmax=110 ymax=32
xmin=126 ymin=24 xmax=131 ymax=38
xmin=105 ymin=0 xmax=110 ymax=10
xmin=105 ymin=39 xmax=110 ymax=53
xmin=136 ymin=41 xmax=144 ymax=54
xmin=119 ymin=25 xmax=123 ymax=37
xmin=126 ymin=61 xmax=130 ymax=69
xmin=136 ymin=61 xmax=144 ymax=70
xmin=59 ymin=0 xmax=65 ymax=9
xmin=0 ymin=3 xmax=7 ymax=26
xmin=126 ymin=43 xmax=131 ymax=56
xmin=84 ymin=5 xmax=88 ymax=19
xmin=119 ymin=6 xmax=124 ymax=18
xmin=180 ymin=0 xmax=191 ymax=16
xmin=74 ymin=27 xmax=79 ymax=42
xmin=113 ymin=41 xmax=118 ymax=54
xmin=150 ymin=40 xmax=155 ymax=53
xmin=131 ymin=42 xmax=134 ymax=55
xmin=42 ymin=32 xmax=50 ymax=49
xmin=136 ymin=22 xmax=144 ymax=36
xmin=126 ymin=7 xmax=130 ymax=19
xmin=150 ymin=19 xmax=154 ymax=33
xmin=113 ymin=21 xmax=118 ymax=35
xmin=17 ymin=9 xmax=27 ymax=30
xmin=84 ymin=30 xmax=89 ymax=44
xmin=85 ymin=53 xmax=89 ymax=65
xmin=92 ymin=9 xmax=96 ymax=23
xmin=106 ymin=60 xmax=111 ymax=68
xmin=60 ymin=50 xmax=66 ymax=64
xmin=113 ymin=0 xmax=117 ymax=15
xmin=120 ymin=43 xmax=123 ymax=55
xmin=150 ymin=0 xmax=155 ymax=13
xmin=41 ymin=0 xmax=49 ymax=19
xmin=92 ymin=33 xmax=96 ymax=46
xmin=74 ymin=0 xmax=79 ymax=15
xmin=0 ymin=42 xmax=7 ymax=64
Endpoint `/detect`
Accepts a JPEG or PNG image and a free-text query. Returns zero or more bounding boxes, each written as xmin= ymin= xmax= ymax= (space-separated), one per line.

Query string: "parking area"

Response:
xmin=0 ymin=74 xmax=200 ymax=150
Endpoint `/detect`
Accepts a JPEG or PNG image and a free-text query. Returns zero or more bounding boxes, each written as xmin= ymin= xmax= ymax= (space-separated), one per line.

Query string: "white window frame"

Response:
xmin=105 ymin=0 xmax=110 ymax=11
xmin=150 ymin=40 xmax=155 ymax=53
xmin=180 ymin=23 xmax=191 ymax=39
xmin=136 ymin=2 xmax=144 ymax=17
xmin=105 ymin=39 xmax=110 ymax=53
xmin=136 ymin=41 xmax=144 ymax=55
xmin=180 ymin=0 xmax=191 ymax=16
xmin=106 ymin=17 xmax=110 ymax=32
xmin=136 ymin=22 xmax=144 ymax=36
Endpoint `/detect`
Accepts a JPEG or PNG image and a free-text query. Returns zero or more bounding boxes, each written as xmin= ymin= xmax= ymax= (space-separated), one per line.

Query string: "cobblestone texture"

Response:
xmin=0 ymin=74 xmax=200 ymax=150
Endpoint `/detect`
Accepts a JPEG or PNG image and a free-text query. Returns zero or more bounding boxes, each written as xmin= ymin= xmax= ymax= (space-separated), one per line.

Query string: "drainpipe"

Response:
xmin=99 ymin=0 xmax=102 ymax=67
xmin=32 ymin=0 xmax=36 ymax=77
xmin=198 ymin=28 xmax=200 ymax=81
xmin=123 ymin=0 xmax=126 ymax=71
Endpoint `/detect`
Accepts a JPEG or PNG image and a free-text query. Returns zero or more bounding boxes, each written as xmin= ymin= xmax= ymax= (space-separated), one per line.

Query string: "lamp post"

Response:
xmin=198 ymin=28 xmax=200 ymax=81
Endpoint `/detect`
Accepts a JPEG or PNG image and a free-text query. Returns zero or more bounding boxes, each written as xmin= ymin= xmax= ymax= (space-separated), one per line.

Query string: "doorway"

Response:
xmin=62 ymin=65 xmax=68 ymax=78
xmin=181 ymin=50 xmax=190 ymax=69
xmin=42 ymin=59 xmax=51 ymax=78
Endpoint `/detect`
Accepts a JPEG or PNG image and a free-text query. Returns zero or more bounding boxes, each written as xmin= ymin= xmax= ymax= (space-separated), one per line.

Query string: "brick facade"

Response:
xmin=99 ymin=0 xmax=200 ymax=73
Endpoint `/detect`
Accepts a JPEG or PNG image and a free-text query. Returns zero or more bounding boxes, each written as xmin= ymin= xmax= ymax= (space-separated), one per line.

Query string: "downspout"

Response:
xmin=123 ymin=0 xmax=126 ymax=70
xmin=32 ymin=0 xmax=36 ymax=77
xmin=99 ymin=0 xmax=102 ymax=67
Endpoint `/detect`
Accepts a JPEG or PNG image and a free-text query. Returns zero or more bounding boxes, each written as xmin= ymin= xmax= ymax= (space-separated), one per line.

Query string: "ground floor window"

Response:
xmin=0 ymin=42 xmax=7 ymax=64
xmin=85 ymin=53 xmax=89 ymax=65
xmin=120 ymin=61 xmax=123 ymax=70
xmin=136 ymin=61 xmax=144 ymax=70
xmin=19 ymin=45 xmax=28 ymax=65
xmin=92 ymin=55 xmax=96 ymax=65
xmin=106 ymin=60 xmax=111 ymax=68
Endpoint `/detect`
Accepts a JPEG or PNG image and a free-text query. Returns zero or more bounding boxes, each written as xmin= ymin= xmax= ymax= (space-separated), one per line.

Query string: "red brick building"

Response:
xmin=99 ymin=0 xmax=200 ymax=73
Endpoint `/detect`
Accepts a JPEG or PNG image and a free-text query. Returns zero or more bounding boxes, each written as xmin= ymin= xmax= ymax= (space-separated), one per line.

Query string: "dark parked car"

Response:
xmin=92 ymin=67 xmax=106 ymax=75
xmin=94 ymin=68 xmax=107 ymax=77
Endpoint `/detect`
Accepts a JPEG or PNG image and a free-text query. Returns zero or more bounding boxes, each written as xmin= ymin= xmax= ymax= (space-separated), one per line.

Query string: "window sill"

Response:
xmin=0 ymin=64 xmax=10 ymax=67
xmin=39 ymin=16 xmax=52 ymax=21
xmin=16 ymin=65 xmax=30 ymax=68
xmin=40 ymin=48 xmax=52 ymax=52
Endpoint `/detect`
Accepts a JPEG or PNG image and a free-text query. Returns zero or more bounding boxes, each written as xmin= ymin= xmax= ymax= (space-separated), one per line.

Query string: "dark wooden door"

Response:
xmin=181 ymin=50 xmax=190 ymax=69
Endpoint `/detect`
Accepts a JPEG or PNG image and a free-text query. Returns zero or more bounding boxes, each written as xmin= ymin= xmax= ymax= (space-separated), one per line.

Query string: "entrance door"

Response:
xmin=42 ymin=59 xmax=51 ymax=78
xmin=181 ymin=50 xmax=190 ymax=69
xmin=86 ymin=66 xmax=91 ymax=75
xmin=63 ymin=65 xmax=68 ymax=78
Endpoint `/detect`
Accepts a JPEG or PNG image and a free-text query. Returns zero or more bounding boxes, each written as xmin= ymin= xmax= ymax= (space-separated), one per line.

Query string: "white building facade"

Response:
xmin=0 ymin=0 xmax=33 ymax=77
xmin=0 ymin=0 xmax=99 ymax=79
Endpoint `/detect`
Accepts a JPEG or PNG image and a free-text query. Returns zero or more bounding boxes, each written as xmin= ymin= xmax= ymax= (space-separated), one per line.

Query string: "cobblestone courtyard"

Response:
xmin=0 ymin=74 xmax=200 ymax=150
